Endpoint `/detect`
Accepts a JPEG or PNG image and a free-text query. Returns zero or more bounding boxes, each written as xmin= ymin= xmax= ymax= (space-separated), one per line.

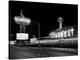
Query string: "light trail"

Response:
xmin=31 ymin=37 xmax=78 ymax=44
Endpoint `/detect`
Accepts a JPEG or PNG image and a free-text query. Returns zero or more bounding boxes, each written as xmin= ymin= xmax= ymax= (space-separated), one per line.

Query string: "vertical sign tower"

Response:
xmin=14 ymin=10 xmax=31 ymax=46
xmin=57 ymin=17 xmax=64 ymax=30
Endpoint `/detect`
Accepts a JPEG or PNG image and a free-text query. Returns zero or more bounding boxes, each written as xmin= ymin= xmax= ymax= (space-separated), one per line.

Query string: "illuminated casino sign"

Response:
xmin=49 ymin=28 xmax=74 ymax=38
xmin=14 ymin=16 xmax=31 ymax=25
xmin=16 ymin=33 xmax=29 ymax=40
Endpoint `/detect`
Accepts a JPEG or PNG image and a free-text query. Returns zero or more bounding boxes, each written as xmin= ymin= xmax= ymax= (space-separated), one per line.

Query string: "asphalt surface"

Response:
xmin=9 ymin=45 xmax=78 ymax=59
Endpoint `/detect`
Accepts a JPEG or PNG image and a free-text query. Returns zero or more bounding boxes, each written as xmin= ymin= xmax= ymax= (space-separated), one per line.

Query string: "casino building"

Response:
xmin=38 ymin=17 xmax=78 ymax=48
xmin=49 ymin=17 xmax=78 ymax=39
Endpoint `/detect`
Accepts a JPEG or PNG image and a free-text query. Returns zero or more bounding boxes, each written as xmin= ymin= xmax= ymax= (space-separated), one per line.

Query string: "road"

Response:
xmin=9 ymin=45 xmax=78 ymax=59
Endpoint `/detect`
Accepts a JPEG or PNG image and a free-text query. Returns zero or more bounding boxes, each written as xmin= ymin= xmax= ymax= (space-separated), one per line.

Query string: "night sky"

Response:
xmin=9 ymin=1 xmax=78 ymax=39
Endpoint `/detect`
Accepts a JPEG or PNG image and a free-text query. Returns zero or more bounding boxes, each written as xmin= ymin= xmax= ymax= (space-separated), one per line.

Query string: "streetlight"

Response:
xmin=38 ymin=23 xmax=40 ymax=39
xmin=38 ymin=23 xmax=40 ymax=46
xmin=31 ymin=21 xmax=40 ymax=39
xmin=32 ymin=21 xmax=40 ymax=45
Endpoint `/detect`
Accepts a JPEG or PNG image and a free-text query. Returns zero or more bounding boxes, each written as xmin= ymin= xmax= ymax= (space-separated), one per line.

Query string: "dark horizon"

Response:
xmin=9 ymin=1 xmax=78 ymax=40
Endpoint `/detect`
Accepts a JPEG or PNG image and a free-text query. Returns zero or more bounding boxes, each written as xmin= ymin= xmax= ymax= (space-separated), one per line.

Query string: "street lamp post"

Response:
xmin=38 ymin=23 xmax=40 ymax=39
xmin=32 ymin=22 xmax=40 ymax=46
xmin=38 ymin=23 xmax=40 ymax=46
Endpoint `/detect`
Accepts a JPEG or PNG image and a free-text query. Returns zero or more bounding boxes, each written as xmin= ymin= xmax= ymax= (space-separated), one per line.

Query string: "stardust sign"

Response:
xmin=49 ymin=28 xmax=74 ymax=38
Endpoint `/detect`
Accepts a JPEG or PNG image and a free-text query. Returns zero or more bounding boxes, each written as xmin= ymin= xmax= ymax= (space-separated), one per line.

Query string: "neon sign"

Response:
xmin=49 ymin=28 xmax=74 ymax=38
xmin=14 ymin=16 xmax=31 ymax=25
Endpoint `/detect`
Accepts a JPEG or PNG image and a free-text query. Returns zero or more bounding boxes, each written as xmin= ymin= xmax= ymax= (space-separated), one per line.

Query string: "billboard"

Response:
xmin=16 ymin=33 xmax=29 ymax=40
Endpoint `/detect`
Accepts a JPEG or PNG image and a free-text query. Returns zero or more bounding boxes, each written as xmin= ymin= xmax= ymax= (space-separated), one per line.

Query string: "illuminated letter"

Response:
xmin=67 ymin=30 xmax=71 ymax=37
xmin=63 ymin=31 xmax=67 ymax=37
xmin=57 ymin=32 xmax=60 ymax=38
xmin=70 ymin=28 xmax=74 ymax=36
xmin=60 ymin=31 xmax=64 ymax=38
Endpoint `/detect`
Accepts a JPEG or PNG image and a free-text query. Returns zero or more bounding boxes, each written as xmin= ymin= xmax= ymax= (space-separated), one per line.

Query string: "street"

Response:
xmin=9 ymin=45 xmax=78 ymax=59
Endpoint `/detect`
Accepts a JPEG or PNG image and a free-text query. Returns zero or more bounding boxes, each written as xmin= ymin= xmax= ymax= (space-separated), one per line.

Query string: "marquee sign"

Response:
xmin=16 ymin=33 xmax=29 ymax=40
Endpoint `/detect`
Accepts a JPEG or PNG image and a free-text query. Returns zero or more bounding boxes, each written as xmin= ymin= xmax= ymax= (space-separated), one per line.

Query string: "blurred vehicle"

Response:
xmin=9 ymin=41 xmax=16 ymax=45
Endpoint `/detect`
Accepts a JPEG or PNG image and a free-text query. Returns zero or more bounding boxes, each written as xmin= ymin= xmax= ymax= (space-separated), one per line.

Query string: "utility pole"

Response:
xmin=38 ymin=23 xmax=40 ymax=39
xmin=38 ymin=23 xmax=40 ymax=46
